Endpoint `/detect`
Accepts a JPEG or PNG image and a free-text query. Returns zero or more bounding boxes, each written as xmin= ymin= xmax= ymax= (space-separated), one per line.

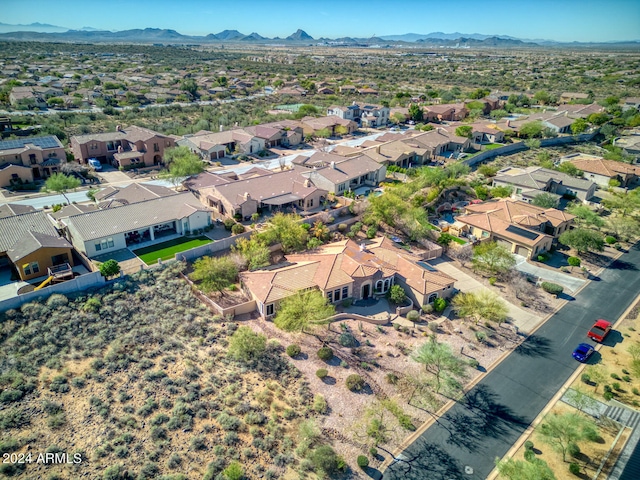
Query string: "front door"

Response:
xmin=362 ymin=284 xmax=370 ymax=300
xmin=32 ymin=167 xmax=41 ymax=179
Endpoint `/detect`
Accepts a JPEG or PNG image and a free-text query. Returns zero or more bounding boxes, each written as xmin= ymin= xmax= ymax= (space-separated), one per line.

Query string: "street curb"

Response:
xmin=486 ymin=290 xmax=640 ymax=480
xmin=381 ymin=246 xmax=630 ymax=474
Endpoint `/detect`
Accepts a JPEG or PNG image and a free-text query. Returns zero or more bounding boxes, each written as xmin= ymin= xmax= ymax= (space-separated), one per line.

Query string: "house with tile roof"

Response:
xmin=0 ymin=211 xmax=76 ymax=281
xmin=451 ymin=199 xmax=574 ymax=258
xmin=0 ymin=135 xmax=66 ymax=186
xmin=0 ymin=203 xmax=36 ymax=219
xmin=63 ymin=193 xmax=211 ymax=258
xmin=187 ymin=168 xmax=327 ymax=220
xmin=240 ymin=238 xmax=456 ymax=318
xmin=70 ymin=125 xmax=175 ymax=169
xmin=492 ymin=166 xmax=597 ymax=202
xmin=93 ymin=182 xmax=175 ymax=208
xmin=562 ymin=153 xmax=640 ymax=188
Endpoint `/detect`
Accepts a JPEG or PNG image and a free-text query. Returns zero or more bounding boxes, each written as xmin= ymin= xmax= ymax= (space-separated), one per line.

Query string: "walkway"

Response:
xmin=604 ymin=401 xmax=640 ymax=480
xmin=514 ymin=254 xmax=586 ymax=293
xmin=429 ymin=258 xmax=543 ymax=334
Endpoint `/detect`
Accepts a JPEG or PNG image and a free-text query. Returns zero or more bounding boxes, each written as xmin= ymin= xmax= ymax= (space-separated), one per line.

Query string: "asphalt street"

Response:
xmin=382 ymin=242 xmax=640 ymax=480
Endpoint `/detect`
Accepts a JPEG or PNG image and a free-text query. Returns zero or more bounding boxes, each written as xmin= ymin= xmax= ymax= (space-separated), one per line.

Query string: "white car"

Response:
xmin=88 ymin=158 xmax=102 ymax=171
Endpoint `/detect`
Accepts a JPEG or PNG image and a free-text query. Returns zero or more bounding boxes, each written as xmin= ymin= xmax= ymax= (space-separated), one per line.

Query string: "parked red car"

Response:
xmin=588 ymin=319 xmax=612 ymax=342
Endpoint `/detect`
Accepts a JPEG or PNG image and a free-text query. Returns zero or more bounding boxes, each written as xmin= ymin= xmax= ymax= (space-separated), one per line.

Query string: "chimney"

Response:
xmin=116 ymin=125 xmax=122 ymax=131
xmin=117 ymin=145 xmax=123 ymax=153
xmin=506 ymin=119 xmax=511 ymax=128
xmin=331 ymin=161 xmax=336 ymax=169
xmin=243 ymin=192 xmax=251 ymax=200
xmin=219 ymin=125 xmax=224 ymax=132
xmin=359 ymin=243 xmax=366 ymax=252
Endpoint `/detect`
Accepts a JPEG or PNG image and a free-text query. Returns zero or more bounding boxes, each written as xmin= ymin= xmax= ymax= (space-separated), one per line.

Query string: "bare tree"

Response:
xmin=448 ymin=244 xmax=473 ymax=267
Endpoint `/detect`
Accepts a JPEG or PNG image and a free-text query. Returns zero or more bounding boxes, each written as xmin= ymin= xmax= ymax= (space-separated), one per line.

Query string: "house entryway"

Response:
xmin=361 ymin=283 xmax=371 ymax=299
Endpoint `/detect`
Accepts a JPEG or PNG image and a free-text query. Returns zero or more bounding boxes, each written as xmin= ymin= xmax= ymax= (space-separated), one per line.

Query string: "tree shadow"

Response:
xmin=609 ymin=259 xmax=638 ymax=271
xmin=296 ymin=352 xmax=309 ymax=360
xmin=363 ymin=466 xmax=383 ymax=479
xmin=381 ymin=441 xmax=465 ymax=480
xmin=440 ymin=384 xmax=530 ymax=453
xmin=325 ymin=356 xmax=342 ymax=367
xmin=558 ymin=292 xmax=575 ymax=301
xmin=321 ymin=376 xmax=337 ymax=385
xmin=514 ymin=334 xmax=552 ymax=357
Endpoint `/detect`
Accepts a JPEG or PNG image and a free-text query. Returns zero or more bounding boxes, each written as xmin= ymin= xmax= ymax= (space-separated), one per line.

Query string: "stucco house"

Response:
xmin=240 ymin=238 xmax=456 ymax=319
xmin=70 ymin=125 xmax=175 ymax=169
xmin=63 ymin=193 xmax=211 ymax=258
xmin=0 ymin=210 xmax=76 ymax=282
xmin=451 ymin=199 xmax=574 ymax=258
xmin=0 ymin=135 xmax=66 ymax=186
xmin=563 ymin=154 xmax=640 ymax=188
xmin=492 ymin=166 xmax=597 ymax=202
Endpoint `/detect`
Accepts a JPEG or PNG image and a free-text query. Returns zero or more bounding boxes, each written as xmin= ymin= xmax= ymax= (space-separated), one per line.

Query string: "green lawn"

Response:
xmin=451 ymin=236 xmax=467 ymax=245
xmin=483 ymin=143 xmax=504 ymax=150
xmin=133 ymin=236 xmax=212 ymax=265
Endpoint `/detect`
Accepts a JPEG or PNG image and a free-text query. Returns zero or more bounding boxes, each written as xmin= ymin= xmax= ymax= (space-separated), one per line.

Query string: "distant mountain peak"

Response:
xmin=286 ymin=29 xmax=313 ymax=41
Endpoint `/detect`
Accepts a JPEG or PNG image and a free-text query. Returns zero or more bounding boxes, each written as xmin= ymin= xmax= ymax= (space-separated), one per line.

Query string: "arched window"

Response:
xmin=383 ymin=278 xmax=390 ymax=292
xmin=375 ymin=280 xmax=384 ymax=293
xmin=428 ymin=293 xmax=438 ymax=304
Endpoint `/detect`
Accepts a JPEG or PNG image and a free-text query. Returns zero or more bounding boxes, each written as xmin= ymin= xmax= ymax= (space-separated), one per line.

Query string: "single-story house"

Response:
xmin=63 ymin=193 xmax=212 ymax=258
xmin=563 ymin=154 xmax=640 ymax=188
xmin=240 ymin=238 xmax=456 ymax=318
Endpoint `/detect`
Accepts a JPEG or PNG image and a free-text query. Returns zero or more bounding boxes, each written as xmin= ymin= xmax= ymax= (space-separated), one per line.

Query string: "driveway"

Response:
xmin=514 ymin=254 xmax=586 ymax=293
xmin=429 ymin=258 xmax=543 ymax=334
xmin=95 ymin=165 xmax=133 ymax=184
xmin=383 ymin=242 xmax=640 ymax=480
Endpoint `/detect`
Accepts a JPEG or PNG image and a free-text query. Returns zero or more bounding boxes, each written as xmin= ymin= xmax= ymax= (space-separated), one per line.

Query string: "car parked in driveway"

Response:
xmin=88 ymin=158 xmax=102 ymax=171
xmin=572 ymin=343 xmax=595 ymax=363
xmin=588 ymin=319 xmax=612 ymax=343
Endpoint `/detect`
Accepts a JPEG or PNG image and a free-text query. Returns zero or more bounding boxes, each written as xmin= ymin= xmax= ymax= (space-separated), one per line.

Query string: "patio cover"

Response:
xmin=261 ymin=193 xmax=302 ymax=206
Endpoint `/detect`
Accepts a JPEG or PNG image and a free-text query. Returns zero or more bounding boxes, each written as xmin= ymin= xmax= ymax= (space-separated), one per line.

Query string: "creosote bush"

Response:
xmin=286 ymin=344 xmax=301 ymax=357
xmin=345 ymin=374 xmax=365 ymax=392
xmin=317 ymin=347 xmax=334 ymax=361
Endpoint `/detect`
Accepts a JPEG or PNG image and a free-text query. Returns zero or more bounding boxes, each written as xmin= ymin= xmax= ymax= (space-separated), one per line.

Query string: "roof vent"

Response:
xmin=359 ymin=242 xmax=366 ymax=252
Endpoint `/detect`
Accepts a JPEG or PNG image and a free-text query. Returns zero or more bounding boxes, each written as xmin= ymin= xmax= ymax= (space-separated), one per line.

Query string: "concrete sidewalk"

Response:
xmin=430 ymin=258 xmax=543 ymax=334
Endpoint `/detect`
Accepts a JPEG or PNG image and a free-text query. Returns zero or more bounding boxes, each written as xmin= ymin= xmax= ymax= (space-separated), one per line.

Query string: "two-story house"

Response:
xmin=70 ymin=125 xmax=175 ymax=169
xmin=0 ymin=135 xmax=66 ymax=187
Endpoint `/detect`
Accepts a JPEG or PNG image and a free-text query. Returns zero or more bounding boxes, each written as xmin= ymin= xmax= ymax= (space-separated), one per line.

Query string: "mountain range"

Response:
xmin=0 ymin=24 xmax=637 ymax=46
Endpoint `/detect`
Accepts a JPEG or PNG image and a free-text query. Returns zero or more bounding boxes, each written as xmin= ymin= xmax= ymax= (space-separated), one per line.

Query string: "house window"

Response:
xmin=327 ymin=291 xmax=333 ymax=303
xmin=154 ymin=143 xmax=159 ymax=152
xmin=266 ymin=304 xmax=274 ymax=316
xmin=29 ymin=154 xmax=37 ymax=165
xmin=375 ymin=280 xmax=383 ymax=293
xmin=95 ymin=242 xmax=102 ymax=252
xmin=106 ymin=141 xmax=115 ymax=151
xmin=23 ymin=262 xmax=40 ymax=276
xmin=308 ymin=198 xmax=314 ymax=208
xmin=342 ymin=286 xmax=349 ymax=298
xmin=334 ymin=289 xmax=341 ymax=302
xmin=428 ymin=293 xmax=438 ymax=304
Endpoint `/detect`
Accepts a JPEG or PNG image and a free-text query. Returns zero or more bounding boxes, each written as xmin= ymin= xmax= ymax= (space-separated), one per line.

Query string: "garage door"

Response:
xmin=515 ymin=245 xmax=529 ymax=257
xmin=495 ymin=238 xmax=513 ymax=251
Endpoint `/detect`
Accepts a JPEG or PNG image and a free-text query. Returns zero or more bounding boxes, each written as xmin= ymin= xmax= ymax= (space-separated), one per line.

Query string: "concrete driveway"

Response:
xmin=430 ymin=258 xmax=542 ymax=334
xmin=514 ymin=254 xmax=586 ymax=293
xmin=95 ymin=165 xmax=133 ymax=184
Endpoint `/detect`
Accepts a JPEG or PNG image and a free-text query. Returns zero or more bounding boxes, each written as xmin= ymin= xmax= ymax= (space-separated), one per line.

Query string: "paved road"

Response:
xmin=383 ymin=243 xmax=640 ymax=480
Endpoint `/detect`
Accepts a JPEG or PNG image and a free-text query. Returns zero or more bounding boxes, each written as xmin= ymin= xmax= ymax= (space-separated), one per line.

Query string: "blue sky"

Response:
xmin=2 ymin=0 xmax=639 ymax=42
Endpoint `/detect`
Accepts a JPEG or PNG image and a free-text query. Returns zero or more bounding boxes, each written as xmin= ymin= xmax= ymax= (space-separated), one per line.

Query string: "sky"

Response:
xmin=2 ymin=0 xmax=640 ymax=42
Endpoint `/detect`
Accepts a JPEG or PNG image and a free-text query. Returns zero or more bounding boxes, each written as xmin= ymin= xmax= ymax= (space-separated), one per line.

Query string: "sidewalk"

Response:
xmin=430 ymin=258 xmax=543 ymax=334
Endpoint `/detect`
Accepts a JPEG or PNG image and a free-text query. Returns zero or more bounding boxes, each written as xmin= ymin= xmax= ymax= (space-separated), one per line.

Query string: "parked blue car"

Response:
xmin=572 ymin=343 xmax=595 ymax=363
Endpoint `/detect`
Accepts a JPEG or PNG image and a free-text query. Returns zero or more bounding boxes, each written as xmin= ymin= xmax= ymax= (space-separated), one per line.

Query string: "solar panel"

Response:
xmin=505 ymin=224 xmax=539 ymax=241
xmin=417 ymin=261 xmax=438 ymax=272
xmin=0 ymin=136 xmax=59 ymax=150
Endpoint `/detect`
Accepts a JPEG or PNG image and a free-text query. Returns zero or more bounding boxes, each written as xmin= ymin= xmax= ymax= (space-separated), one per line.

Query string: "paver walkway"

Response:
xmin=604 ymin=401 xmax=640 ymax=480
xmin=429 ymin=258 xmax=543 ymax=334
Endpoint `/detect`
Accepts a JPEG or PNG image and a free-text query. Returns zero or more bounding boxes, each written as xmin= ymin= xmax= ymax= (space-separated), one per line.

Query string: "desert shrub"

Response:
xmin=308 ymin=445 xmax=341 ymax=475
xmin=611 ymin=373 xmax=620 ymax=380
xmin=217 ymin=412 xmax=241 ymax=431
xmin=613 ymin=382 xmax=622 ymax=391
xmin=139 ymin=462 xmax=159 ymax=480
xmin=0 ymin=438 xmax=19 ymax=455
xmin=406 ymin=310 xmax=420 ymax=322
xmin=231 ymin=223 xmax=245 ymax=235
xmin=433 ymin=297 xmax=447 ymax=312
xmin=338 ymin=223 xmax=348 ymax=232
xmin=222 ymin=461 xmax=244 ymax=480
xmin=524 ymin=440 xmax=534 ymax=450
xmin=568 ymin=256 xmax=581 ymax=268
xmin=313 ymin=394 xmax=328 ymax=414
xmin=422 ymin=304 xmax=434 ymax=314
xmin=317 ymin=347 xmax=334 ymax=361
xmin=137 ymin=399 xmax=158 ymax=417
xmin=581 ymin=373 xmax=591 ymax=384
xmin=569 ymin=463 xmax=581 ymax=475
xmin=345 ymin=374 xmax=365 ymax=392
xmin=604 ymin=391 xmax=614 ymax=400
xmin=339 ymin=333 xmax=358 ymax=347
xmin=244 ymin=411 xmax=266 ymax=425
xmin=524 ymin=448 xmax=536 ymax=462
xmin=475 ymin=331 xmax=487 ymax=343
xmin=71 ymin=377 xmax=86 ymax=389
xmin=167 ymin=453 xmax=182 ymax=469
xmin=541 ymin=282 xmax=563 ymax=295
xmin=46 ymin=294 xmax=69 ymax=308
xmin=316 ymin=368 xmax=328 ymax=379
xmin=386 ymin=372 xmax=399 ymax=384
xmin=605 ymin=235 xmax=617 ymax=244
xmin=286 ymin=344 xmax=301 ymax=357
xmin=489 ymin=277 xmax=497 ymax=286
xmin=0 ymin=389 xmax=23 ymax=403
xmin=357 ymin=455 xmax=369 ymax=468
xmin=49 ymin=375 xmax=70 ymax=393
xmin=568 ymin=442 xmax=581 ymax=457
xmin=190 ymin=435 xmax=207 ymax=451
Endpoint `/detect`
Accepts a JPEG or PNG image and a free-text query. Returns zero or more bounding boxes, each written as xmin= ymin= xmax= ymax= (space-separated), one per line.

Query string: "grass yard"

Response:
xmin=133 ymin=236 xmax=212 ymax=265
xmin=483 ymin=143 xmax=505 ymax=150
xmin=451 ymin=235 xmax=467 ymax=244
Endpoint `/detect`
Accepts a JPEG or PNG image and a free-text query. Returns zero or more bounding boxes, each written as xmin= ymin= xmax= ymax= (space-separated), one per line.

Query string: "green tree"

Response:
xmin=44 ymin=173 xmax=81 ymax=204
xmin=532 ymin=193 xmax=559 ymax=209
xmin=472 ymin=241 xmax=516 ymax=276
xmin=537 ymin=412 xmax=597 ymax=462
xmin=602 ymin=190 xmax=640 ymax=218
xmin=585 ymin=365 xmax=607 ymax=393
xmin=524 ymin=138 xmax=541 ymax=149
xmin=334 ymin=124 xmax=349 ymax=136
xmin=390 ymin=112 xmax=406 ymax=124
xmin=388 ymin=285 xmax=407 ymax=305
xmin=437 ymin=233 xmax=455 ymax=248
xmin=99 ymin=259 xmax=121 ymax=278
xmin=455 ymin=125 xmax=473 ymax=138
xmin=258 ymin=213 xmax=308 ymax=253
xmin=232 ymin=236 xmax=270 ymax=270
xmin=558 ymin=229 xmax=605 ymax=254
xmin=190 ymin=256 xmax=238 ymax=295
xmin=587 ymin=112 xmax=609 ymax=126
xmin=519 ymin=121 xmax=544 ymax=138
xmin=228 ymin=326 xmax=266 ymax=363
xmin=411 ymin=335 xmax=468 ymax=394
xmin=408 ymin=103 xmax=423 ymax=122
xmin=533 ymin=90 xmax=552 ymax=105
xmin=161 ymin=146 xmax=205 ymax=187
xmin=308 ymin=445 xmax=341 ymax=475
xmin=273 ymin=289 xmax=336 ymax=333
xmin=567 ymin=204 xmax=604 ymax=229
xmin=469 ymin=88 xmax=490 ymax=99
xmin=315 ymin=128 xmax=332 ymax=139
xmin=557 ymin=162 xmax=583 ymax=177
xmin=490 ymin=186 xmax=513 ymax=198
xmin=495 ymin=457 xmax=556 ymax=480
xmin=180 ymin=78 xmax=198 ymax=98
xmin=570 ymin=118 xmax=589 ymax=135
xmin=565 ymin=387 xmax=597 ymax=415
xmin=478 ymin=165 xmax=498 ymax=177
xmin=567 ymin=256 xmax=581 ymax=270
xmin=452 ymin=290 xmax=508 ymax=325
